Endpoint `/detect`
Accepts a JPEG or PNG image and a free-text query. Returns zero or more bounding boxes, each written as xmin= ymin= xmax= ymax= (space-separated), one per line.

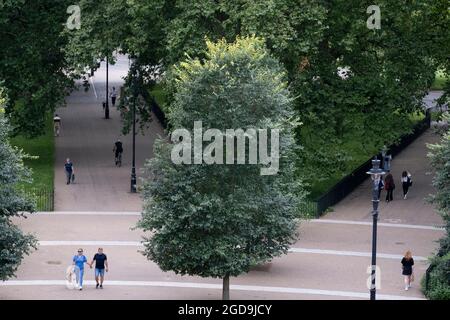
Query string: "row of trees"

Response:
xmin=1 ymin=1 xmax=448 ymax=179
xmin=65 ymin=0 xmax=450 ymax=184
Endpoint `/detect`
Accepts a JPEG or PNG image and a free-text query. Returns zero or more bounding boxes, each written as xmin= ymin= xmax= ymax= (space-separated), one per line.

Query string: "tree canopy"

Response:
xmin=0 ymin=0 xmax=73 ymax=137
xmin=63 ymin=0 xmax=450 ymax=186
xmin=137 ymin=36 xmax=305 ymax=299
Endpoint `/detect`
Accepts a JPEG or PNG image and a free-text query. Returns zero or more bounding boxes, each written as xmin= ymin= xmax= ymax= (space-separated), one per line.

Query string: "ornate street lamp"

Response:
xmin=130 ymin=56 xmax=138 ymax=193
xmin=105 ymin=56 xmax=110 ymax=119
xmin=366 ymin=158 xmax=386 ymax=300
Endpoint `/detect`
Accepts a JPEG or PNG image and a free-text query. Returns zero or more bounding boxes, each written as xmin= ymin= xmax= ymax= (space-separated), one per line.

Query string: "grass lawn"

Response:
xmin=10 ymin=116 xmax=54 ymax=210
xmin=431 ymin=70 xmax=448 ymax=90
xmin=150 ymin=83 xmax=169 ymax=113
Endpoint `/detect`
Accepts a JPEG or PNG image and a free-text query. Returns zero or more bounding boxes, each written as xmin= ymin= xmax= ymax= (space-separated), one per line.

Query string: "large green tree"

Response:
xmin=426 ymin=113 xmax=450 ymax=299
xmin=0 ymin=88 xmax=37 ymax=280
xmin=137 ymin=37 xmax=305 ymax=299
xmin=0 ymin=0 xmax=73 ymax=137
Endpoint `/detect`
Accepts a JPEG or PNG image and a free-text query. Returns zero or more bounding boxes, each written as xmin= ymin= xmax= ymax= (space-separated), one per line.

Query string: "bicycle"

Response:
xmin=115 ymin=152 xmax=122 ymax=167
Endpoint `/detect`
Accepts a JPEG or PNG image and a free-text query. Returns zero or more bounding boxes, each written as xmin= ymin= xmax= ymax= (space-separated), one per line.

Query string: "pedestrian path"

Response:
xmin=1 ymin=56 xmax=444 ymax=300
xmin=324 ymin=129 xmax=443 ymax=226
xmin=54 ymin=54 xmax=164 ymax=211
xmin=7 ymin=205 xmax=443 ymax=299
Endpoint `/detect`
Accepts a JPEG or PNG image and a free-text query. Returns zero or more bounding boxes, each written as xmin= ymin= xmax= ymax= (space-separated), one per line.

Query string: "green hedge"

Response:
xmin=422 ymin=253 xmax=450 ymax=300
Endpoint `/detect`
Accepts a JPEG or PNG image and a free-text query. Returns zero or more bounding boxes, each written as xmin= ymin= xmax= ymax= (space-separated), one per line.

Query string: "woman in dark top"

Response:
xmin=384 ymin=173 xmax=395 ymax=202
xmin=401 ymin=250 xmax=414 ymax=290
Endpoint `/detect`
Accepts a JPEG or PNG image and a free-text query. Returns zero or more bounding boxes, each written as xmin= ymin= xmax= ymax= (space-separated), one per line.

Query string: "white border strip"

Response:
xmin=29 ymin=214 xmax=444 ymax=231
xmin=310 ymin=219 xmax=444 ymax=231
xmin=36 ymin=241 xmax=426 ymax=261
xmin=0 ymin=280 xmax=424 ymax=300
xmin=38 ymin=241 xmax=141 ymax=246
xmin=33 ymin=212 xmax=141 ymax=216
xmin=288 ymin=248 xmax=427 ymax=261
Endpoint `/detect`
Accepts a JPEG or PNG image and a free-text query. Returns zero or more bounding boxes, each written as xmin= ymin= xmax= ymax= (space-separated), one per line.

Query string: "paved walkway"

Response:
xmin=0 ymin=59 xmax=445 ymax=299
xmin=54 ymin=55 xmax=164 ymax=211
xmin=325 ymin=129 xmax=443 ymax=227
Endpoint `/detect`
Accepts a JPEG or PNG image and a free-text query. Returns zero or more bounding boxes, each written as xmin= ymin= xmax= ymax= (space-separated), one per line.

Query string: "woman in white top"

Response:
xmin=401 ymin=171 xmax=412 ymax=199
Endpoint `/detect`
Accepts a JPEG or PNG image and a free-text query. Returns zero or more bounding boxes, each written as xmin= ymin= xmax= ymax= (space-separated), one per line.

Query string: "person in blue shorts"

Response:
xmin=72 ymin=248 xmax=91 ymax=290
xmin=90 ymin=248 xmax=108 ymax=289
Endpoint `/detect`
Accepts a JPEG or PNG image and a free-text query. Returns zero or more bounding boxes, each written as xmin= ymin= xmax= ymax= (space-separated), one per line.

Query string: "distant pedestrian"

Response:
xmin=72 ymin=248 xmax=91 ymax=290
xmin=110 ymin=87 xmax=117 ymax=107
xmin=383 ymin=153 xmax=392 ymax=172
xmin=64 ymin=158 xmax=74 ymax=185
xmin=113 ymin=139 xmax=123 ymax=166
xmin=53 ymin=114 xmax=61 ymax=137
xmin=401 ymin=250 xmax=414 ymax=290
xmin=90 ymin=248 xmax=108 ymax=289
xmin=401 ymin=171 xmax=412 ymax=199
xmin=377 ymin=176 xmax=385 ymax=200
xmin=384 ymin=173 xmax=395 ymax=202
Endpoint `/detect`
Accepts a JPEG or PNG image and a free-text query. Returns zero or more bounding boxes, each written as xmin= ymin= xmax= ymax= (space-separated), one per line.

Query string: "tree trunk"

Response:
xmin=222 ymin=274 xmax=230 ymax=300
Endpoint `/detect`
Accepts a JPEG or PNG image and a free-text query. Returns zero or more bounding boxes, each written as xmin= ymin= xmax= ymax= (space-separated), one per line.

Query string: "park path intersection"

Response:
xmin=1 ymin=57 xmax=445 ymax=300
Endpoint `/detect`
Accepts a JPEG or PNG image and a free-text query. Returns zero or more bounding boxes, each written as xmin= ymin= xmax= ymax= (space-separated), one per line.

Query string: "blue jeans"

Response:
xmin=95 ymin=268 xmax=105 ymax=277
xmin=74 ymin=267 xmax=84 ymax=287
xmin=66 ymin=171 xmax=73 ymax=184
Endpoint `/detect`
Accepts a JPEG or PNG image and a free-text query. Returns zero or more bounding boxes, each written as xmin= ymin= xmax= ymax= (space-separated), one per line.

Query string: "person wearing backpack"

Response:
xmin=384 ymin=173 xmax=395 ymax=202
xmin=401 ymin=171 xmax=412 ymax=199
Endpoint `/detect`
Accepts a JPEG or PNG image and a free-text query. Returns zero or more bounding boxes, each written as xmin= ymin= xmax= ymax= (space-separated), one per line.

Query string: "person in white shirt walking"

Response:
xmin=110 ymin=87 xmax=118 ymax=107
xmin=401 ymin=171 xmax=412 ymax=199
xmin=53 ymin=114 xmax=61 ymax=137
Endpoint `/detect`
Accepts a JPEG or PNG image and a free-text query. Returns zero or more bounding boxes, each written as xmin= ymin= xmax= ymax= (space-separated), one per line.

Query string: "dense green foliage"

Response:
xmin=138 ymin=37 xmax=305 ymax=298
xmin=0 ymin=89 xmax=37 ymax=280
xmin=425 ymin=113 xmax=450 ymax=299
xmin=64 ymin=1 xmax=449 ymax=188
xmin=0 ymin=0 xmax=73 ymax=137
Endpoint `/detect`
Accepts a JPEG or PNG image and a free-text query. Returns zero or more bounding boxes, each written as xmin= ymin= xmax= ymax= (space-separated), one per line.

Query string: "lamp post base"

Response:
xmin=131 ymin=169 xmax=137 ymax=193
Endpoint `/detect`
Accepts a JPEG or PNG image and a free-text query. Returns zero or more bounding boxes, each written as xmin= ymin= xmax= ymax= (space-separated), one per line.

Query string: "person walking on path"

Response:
xmin=53 ymin=114 xmax=61 ymax=137
xmin=72 ymin=248 xmax=91 ymax=290
xmin=384 ymin=173 xmax=395 ymax=202
xmin=90 ymin=248 xmax=108 ymax=289
xmin=110 ymin=87 xmax=118 ymax=107
xmin=401 ymin=171 xmax=413 ymax=199
xmin=113 ymin=139 xmax=123 ymax=166
xmin=401 ymin=250 xmax=414 ymax=291
xmin=64 ymin=158 xmax=75 ymax=185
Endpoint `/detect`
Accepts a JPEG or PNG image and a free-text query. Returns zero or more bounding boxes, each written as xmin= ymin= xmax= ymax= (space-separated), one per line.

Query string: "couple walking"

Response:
xmin=71 ymin=248 xmax=108 ymax=290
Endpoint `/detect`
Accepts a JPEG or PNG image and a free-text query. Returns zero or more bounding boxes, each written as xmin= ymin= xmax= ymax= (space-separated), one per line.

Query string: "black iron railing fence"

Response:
xmin=425 ymin=263 xmax=436 ymax=292
xmin=22 ymin=187 xmax=54 ymax=212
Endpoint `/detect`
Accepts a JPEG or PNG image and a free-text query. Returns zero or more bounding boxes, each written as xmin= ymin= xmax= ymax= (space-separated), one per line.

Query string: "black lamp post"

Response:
xmin=130 ymin=57 xmax=138 ymax=193
xmin=105 ymin=56 xmax=110 ymax=119
xmin=366 ymin=158 xmax=386 ymax=300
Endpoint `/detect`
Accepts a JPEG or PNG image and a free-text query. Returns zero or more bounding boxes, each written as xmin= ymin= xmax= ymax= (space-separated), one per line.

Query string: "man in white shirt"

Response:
xmin=110 ymin=87 xmax=118 ymax=107
xmin=53 ymin=114 xmax=61 ymax=137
